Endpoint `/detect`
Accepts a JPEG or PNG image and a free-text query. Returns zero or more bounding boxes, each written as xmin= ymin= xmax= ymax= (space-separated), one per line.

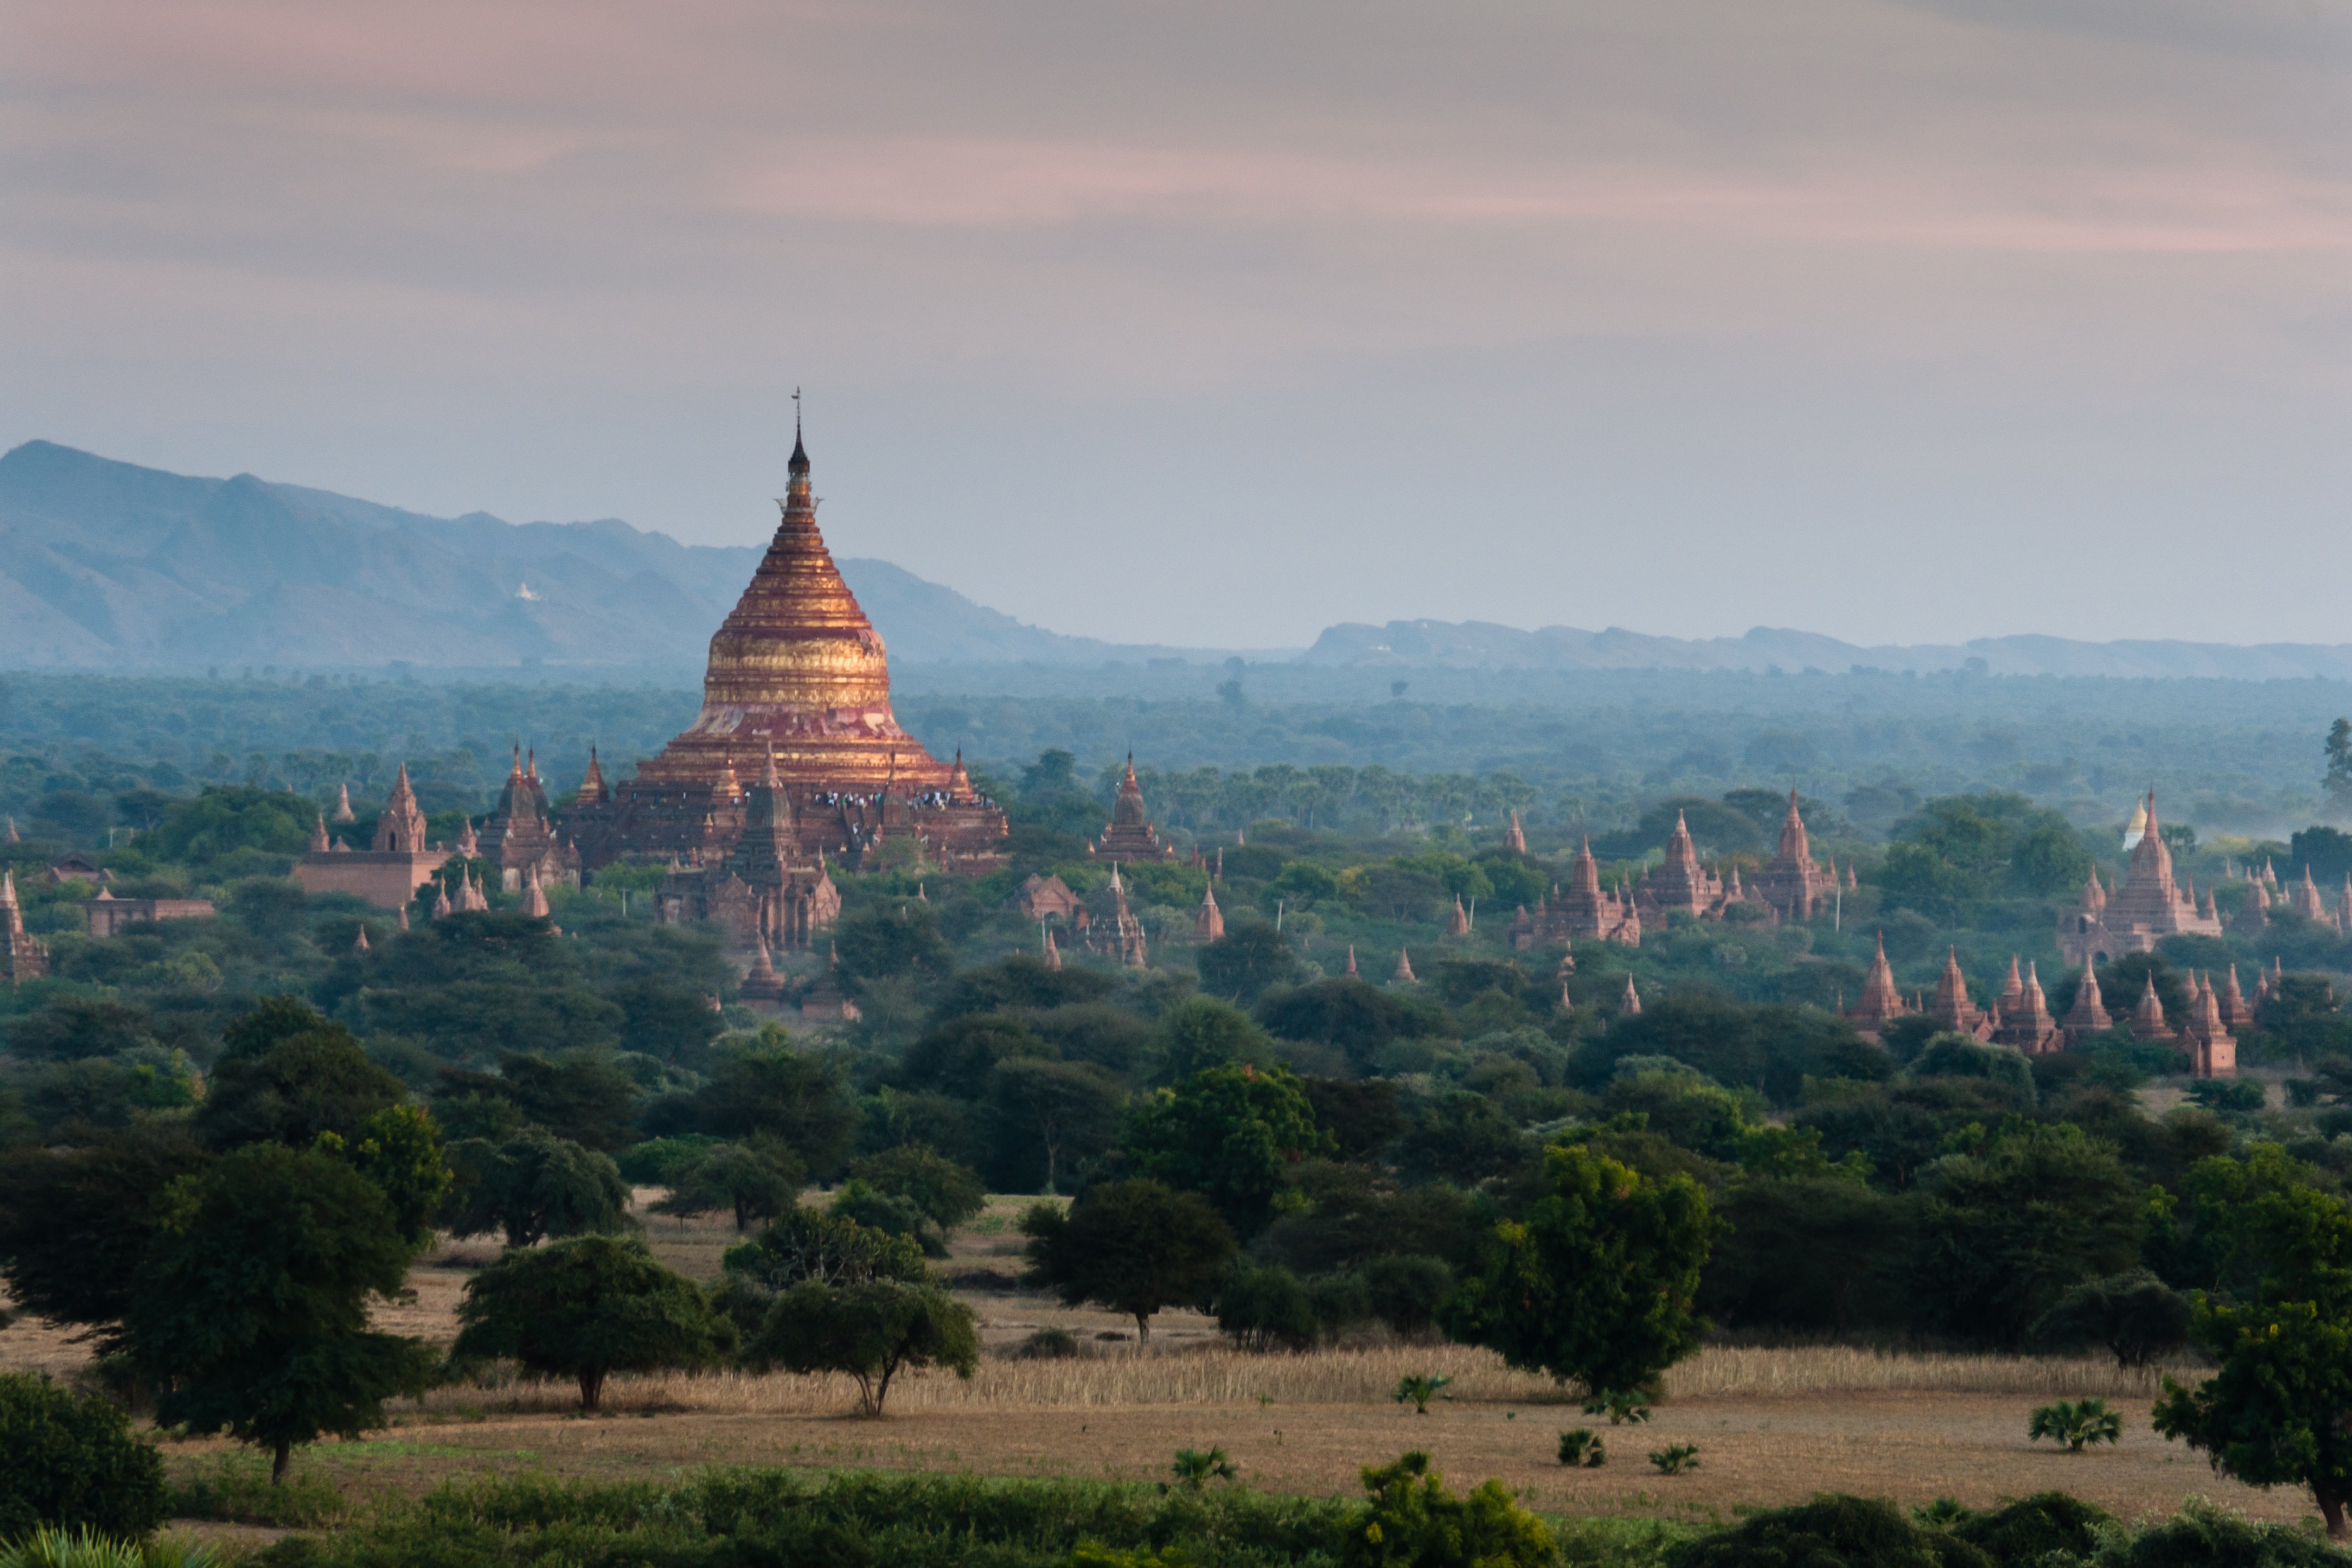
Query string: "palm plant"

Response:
xmin=2028 ymin=1397 xmax=2123 ymax=1452
xmin=1392 ymin=1373 xmax=1453 ymax=1414
xmin=1170 ymin=1447 xmax=1239 ymax=1491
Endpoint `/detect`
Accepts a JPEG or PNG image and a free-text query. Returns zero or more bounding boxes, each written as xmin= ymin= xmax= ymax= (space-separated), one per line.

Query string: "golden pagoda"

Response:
xmin=573 ymin=420 xmax=1006 ymax=881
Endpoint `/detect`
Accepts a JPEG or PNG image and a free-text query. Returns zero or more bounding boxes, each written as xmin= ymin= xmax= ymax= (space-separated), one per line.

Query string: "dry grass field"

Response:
xmin=4 ymin=1192 xmax=2329 ymax=1537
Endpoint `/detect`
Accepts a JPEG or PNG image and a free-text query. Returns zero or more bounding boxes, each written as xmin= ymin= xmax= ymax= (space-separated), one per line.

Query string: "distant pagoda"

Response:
xmin=570 ymin=420 xmax=1007 ymax=888
xmin=1092 ymin=755 xmax=1173 ymax=863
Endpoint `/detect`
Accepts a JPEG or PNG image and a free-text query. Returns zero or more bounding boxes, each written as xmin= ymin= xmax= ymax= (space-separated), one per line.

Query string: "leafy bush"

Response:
xmin=1392 ymin=1374 xmax=1452 ymax=1415
xmin=2106 ymin=1498 xmax=2351 ymax=1567
xmin=1007 ymin=1326 xmax=1081 ymax=1360
xmin=232 ymin=1464 xmax=1361 ymax=1568
xmin=1584 ymin=1390 xmax=1652 ymax=1426
xmin=1557 ymin=1429 xmax=1606 ymax=1467
xmin=2028 ymin=1398 xmax=2123 ymax=1452
xmin=166 ymin=1453 xmax=344 ymax=1527
xmin=1666 ymin=1494 xmax=1992 ymax=1568
xmin=1340 ymin=1450 xmax=1555 ymax=1568
xmin=1170 ymin=1448 xmax=1239 ymax=1491
xmin=1947 ymin=1491 xmax=2114 ymax=1563
xmin=1648 ymin=1444 xmax=1700 ymax=1475
xmin=0 ymin=1374 xmax=168 ymax=1540
xmin=0 ymin=1527 xmax=217 ymax=1568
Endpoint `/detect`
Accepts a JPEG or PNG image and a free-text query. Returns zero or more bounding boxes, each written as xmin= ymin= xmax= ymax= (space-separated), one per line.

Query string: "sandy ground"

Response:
xmin=5 ymin=1195 xmax=2328 ymax=1537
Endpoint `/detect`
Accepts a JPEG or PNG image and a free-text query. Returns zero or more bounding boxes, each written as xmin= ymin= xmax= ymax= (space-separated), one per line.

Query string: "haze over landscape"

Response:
xmin=7 ymin=0 xmax=2351 ymax=651
xmin=17 ymin=6 xmax=2352 ymax=1563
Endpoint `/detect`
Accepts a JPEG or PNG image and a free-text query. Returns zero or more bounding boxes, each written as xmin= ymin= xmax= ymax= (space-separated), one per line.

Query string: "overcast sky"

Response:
xmin=5 ymin=0 xmax=2348 ymax=650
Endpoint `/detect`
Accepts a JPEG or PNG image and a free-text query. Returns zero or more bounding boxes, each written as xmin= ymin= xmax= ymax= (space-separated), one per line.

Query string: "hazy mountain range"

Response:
xmin=0 ymin=441 xmax=1226 ymax=670
xmin=8 ymin=440 xmax=2352 ymax=682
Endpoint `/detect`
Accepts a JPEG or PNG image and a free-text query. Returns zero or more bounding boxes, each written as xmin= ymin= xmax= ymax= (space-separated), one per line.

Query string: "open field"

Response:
xmin=4 ymin=1194 xmax=2330 ymax=1540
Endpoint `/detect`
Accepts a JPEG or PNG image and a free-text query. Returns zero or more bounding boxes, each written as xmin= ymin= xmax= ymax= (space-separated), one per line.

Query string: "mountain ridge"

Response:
xmin=0 ymin=440 xmax=1236 ymax=670
xmin=9 ymin=440 xmax=2352 ymax=681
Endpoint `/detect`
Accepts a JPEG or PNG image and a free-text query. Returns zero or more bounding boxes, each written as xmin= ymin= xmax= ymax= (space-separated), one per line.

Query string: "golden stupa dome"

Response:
xmin=636 ymin=428 xmax=950 ymax=794
xmin=701 ymin=433 xmax=893 ymax=712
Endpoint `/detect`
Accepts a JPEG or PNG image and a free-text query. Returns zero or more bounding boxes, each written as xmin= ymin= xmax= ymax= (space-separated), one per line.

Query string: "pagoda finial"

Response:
xmin=789 ymin=387 xmax=810 ymax=476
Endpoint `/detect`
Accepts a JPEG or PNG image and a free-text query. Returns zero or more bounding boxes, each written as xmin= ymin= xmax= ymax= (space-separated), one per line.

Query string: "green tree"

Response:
xmin=2153 ymin=1149 xmax=2352 ymax=1536
xmin=441 ymin=1129 xmax=631 ymax=1248
xmin=1196 ymin=921 xmax=1306 ymax=1005
xmin=1916 ymin=1123 xmax=2145 ymax=1348
xmin=829 ymin=1180 xmax=946 ymax=1255
xmin=1257 ymin=979 xmax=1446 ymax=1072
xmin=452 ymin=1235 xmax=734 ymax=1411
xmin=126 ymin=1144 xmax=431 ymax=1483
xmin=1021 ymin=1179 xmax=1237 ymax=1342
xmin=194 ymin=1001 xmax=408 ymax=1151
xmin=1700 ymin=1176 xmax=1907 ymax=1336
xmin=2030 ymin=1269 xmax=2195 ymax=1369
xmin=341 ymin=1104 xmax=451 ymax=1248
xmin=695 ymin=1038 xmax=859 ymax=1175
xmin=650 ymin=1141 xmax=805 ymax=1233
xmin=1443 ymin=1142 xmax=1716 ymax=1399
xmin=748 ymin=1278 xmax=977 ymax=1417
xmin=2326 ymin=718 xmax=2352 ymax=813
xmin=1214 ymin=1265 xmax=1318 ymax=1352
xmin=986 ymin=1058 xmax=1124 ymax=1195
xmin=832 ymin=900 xmax=954 ymax=992
xmin=0 ymin=1372 xmax=169 ymax=1540
xmin=720 ymin=1207 xmax=926 ymax=1293
xmin=845 ymin=1144 xmax=987 ymax=1232
xmin=1122 ymin=1062 xmax=1331 ymax=1237
xmin=433 ymin=1051 xmax=638 ymax=1151
xmin=0 ymin=1129 xmax=213 ymax=1351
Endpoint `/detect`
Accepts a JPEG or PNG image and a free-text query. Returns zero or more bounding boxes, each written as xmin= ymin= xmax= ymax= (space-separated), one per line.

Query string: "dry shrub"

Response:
xmin=398 ymin=1342 xmax=2182 ymax=1420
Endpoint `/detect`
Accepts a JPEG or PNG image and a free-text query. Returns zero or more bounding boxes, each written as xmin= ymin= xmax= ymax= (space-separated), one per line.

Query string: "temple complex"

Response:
xmin=1 ymin=870 xmax=47 ymax=984
xmin=475 ymin=745 xmax=581 ymax=892
xmin=567 ymin=426 xmax=1007 ymax=882
xmin=1092 ymin=757 xmax=1174 ymax=862
xmin=83 ymin=891 xmax=216 ymax=937
xmin=1009 ymin=874 xmax=1082 ymax=924
xmin=1529 ymin=839 xmax=1641 ymax=947
xmin=2058 ymin=794 xmax=2222 ymax=966
xmin=1990 ymin=957 xmax=2060 ymax=1053
xmin=1749 ymin=791 xmax=1839 ymax=923
xmin=2178 ymin=973 xmax=2237 ymax=1077
xmin=1633 ymin=811 xmax=1728 ymax=923
xmin=292 ymin=765 xmax=450 ymax=911
xmin=654 ymin=746 xmax=843 ymax=950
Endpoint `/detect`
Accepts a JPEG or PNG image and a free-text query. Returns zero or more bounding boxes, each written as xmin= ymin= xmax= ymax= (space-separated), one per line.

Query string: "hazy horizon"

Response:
xmin=6 ymin=0 xmax=2348 ymax=650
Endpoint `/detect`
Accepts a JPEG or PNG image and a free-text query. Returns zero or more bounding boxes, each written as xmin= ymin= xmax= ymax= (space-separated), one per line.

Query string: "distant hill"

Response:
xmin=14 ymin=440 xmax=2352 ymax=682
xmin=0 ymin=441 xmax=1232 ymax=670
xmin=1303 ymin=619 xmax=2352 ymax=681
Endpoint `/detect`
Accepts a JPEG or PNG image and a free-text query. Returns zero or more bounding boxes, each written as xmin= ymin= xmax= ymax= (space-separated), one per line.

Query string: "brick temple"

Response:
xmin=568 ymin=425 xmax=1006 ymax=941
